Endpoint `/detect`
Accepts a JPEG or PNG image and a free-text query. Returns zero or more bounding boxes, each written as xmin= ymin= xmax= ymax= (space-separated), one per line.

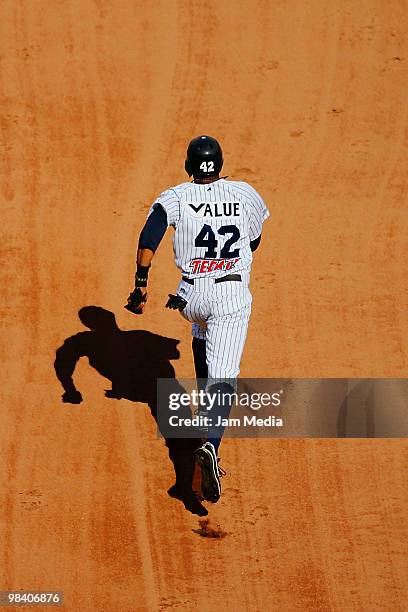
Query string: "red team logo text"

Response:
xmin=189 ymin=258 xmax=240 ymax=274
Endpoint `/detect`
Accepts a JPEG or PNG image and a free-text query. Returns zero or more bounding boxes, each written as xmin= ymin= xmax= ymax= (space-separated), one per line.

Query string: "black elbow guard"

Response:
xmin=139 ymin=204 xmax=168 ymax=251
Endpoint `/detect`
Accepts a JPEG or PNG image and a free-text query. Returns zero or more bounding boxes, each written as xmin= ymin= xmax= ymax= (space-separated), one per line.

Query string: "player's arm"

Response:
xmin=54 ymin=336 xmax=86 ymax=403
xmin=125 ymin=204 xmax=168 ymax=315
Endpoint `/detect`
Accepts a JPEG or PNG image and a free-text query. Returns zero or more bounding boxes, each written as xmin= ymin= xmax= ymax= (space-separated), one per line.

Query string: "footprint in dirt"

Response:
xmin=192 ymin=519 xmax=227 ymax=539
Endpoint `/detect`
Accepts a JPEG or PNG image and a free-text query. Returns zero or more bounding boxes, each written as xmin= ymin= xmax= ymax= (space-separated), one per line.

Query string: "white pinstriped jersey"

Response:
xmin=149 ymin=179 xmax=269 ymax=279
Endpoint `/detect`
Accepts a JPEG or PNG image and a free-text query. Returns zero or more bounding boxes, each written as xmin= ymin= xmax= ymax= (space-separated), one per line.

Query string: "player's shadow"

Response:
xmin=54 ymin=306 xmax=205 ymax=515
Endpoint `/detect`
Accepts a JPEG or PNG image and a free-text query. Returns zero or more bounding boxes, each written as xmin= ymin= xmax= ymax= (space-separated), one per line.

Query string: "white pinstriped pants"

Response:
xmin=176 ymin=275 xmax=252 ymax=380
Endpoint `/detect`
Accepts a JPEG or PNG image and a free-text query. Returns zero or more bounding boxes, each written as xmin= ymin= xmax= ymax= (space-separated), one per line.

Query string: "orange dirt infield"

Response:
xmin=1 ymin=1 xmax=408 ymax=610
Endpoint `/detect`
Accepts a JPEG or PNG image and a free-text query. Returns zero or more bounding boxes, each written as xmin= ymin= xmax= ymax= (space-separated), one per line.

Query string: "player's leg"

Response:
xmin=172 ymin=297 xmax=211 ymax=505
xmin=192 ymin=329 xmax=208 ymax=392
xmin=191 ymin=331 xmax=210 ymax=472
xmin=205 ymin=301 xmax=251 ymax=451
xmin=195 ymin=284 xmax=252 ymax=502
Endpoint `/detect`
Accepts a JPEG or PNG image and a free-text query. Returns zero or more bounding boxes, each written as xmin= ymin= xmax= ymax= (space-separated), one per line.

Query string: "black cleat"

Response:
xmin=194 ymin=442 xmax=225 ymax=503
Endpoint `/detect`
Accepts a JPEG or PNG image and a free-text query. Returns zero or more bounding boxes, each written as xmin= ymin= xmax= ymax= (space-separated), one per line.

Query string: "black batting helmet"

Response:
xmin=185 ymin=135 xmax=223 ymax=179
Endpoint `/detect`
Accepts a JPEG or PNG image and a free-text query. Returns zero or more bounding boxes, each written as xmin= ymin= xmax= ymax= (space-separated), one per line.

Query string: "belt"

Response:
xmin=182 ymin=273 xmax=241 ymax=285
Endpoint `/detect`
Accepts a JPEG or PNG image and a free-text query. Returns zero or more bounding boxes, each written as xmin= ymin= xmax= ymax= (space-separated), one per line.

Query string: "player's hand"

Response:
xmin=125 ymin=287 xmax=148 ymax=315
xmin=62 ymin=389 xmax=83 ymax=404
xmin=166 ymin=294 xmax=187 ymax=311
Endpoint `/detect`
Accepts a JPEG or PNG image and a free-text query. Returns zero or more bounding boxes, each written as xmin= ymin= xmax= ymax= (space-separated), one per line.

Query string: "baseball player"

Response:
xmin=126 ymin=135 xmax=269 ymax=505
